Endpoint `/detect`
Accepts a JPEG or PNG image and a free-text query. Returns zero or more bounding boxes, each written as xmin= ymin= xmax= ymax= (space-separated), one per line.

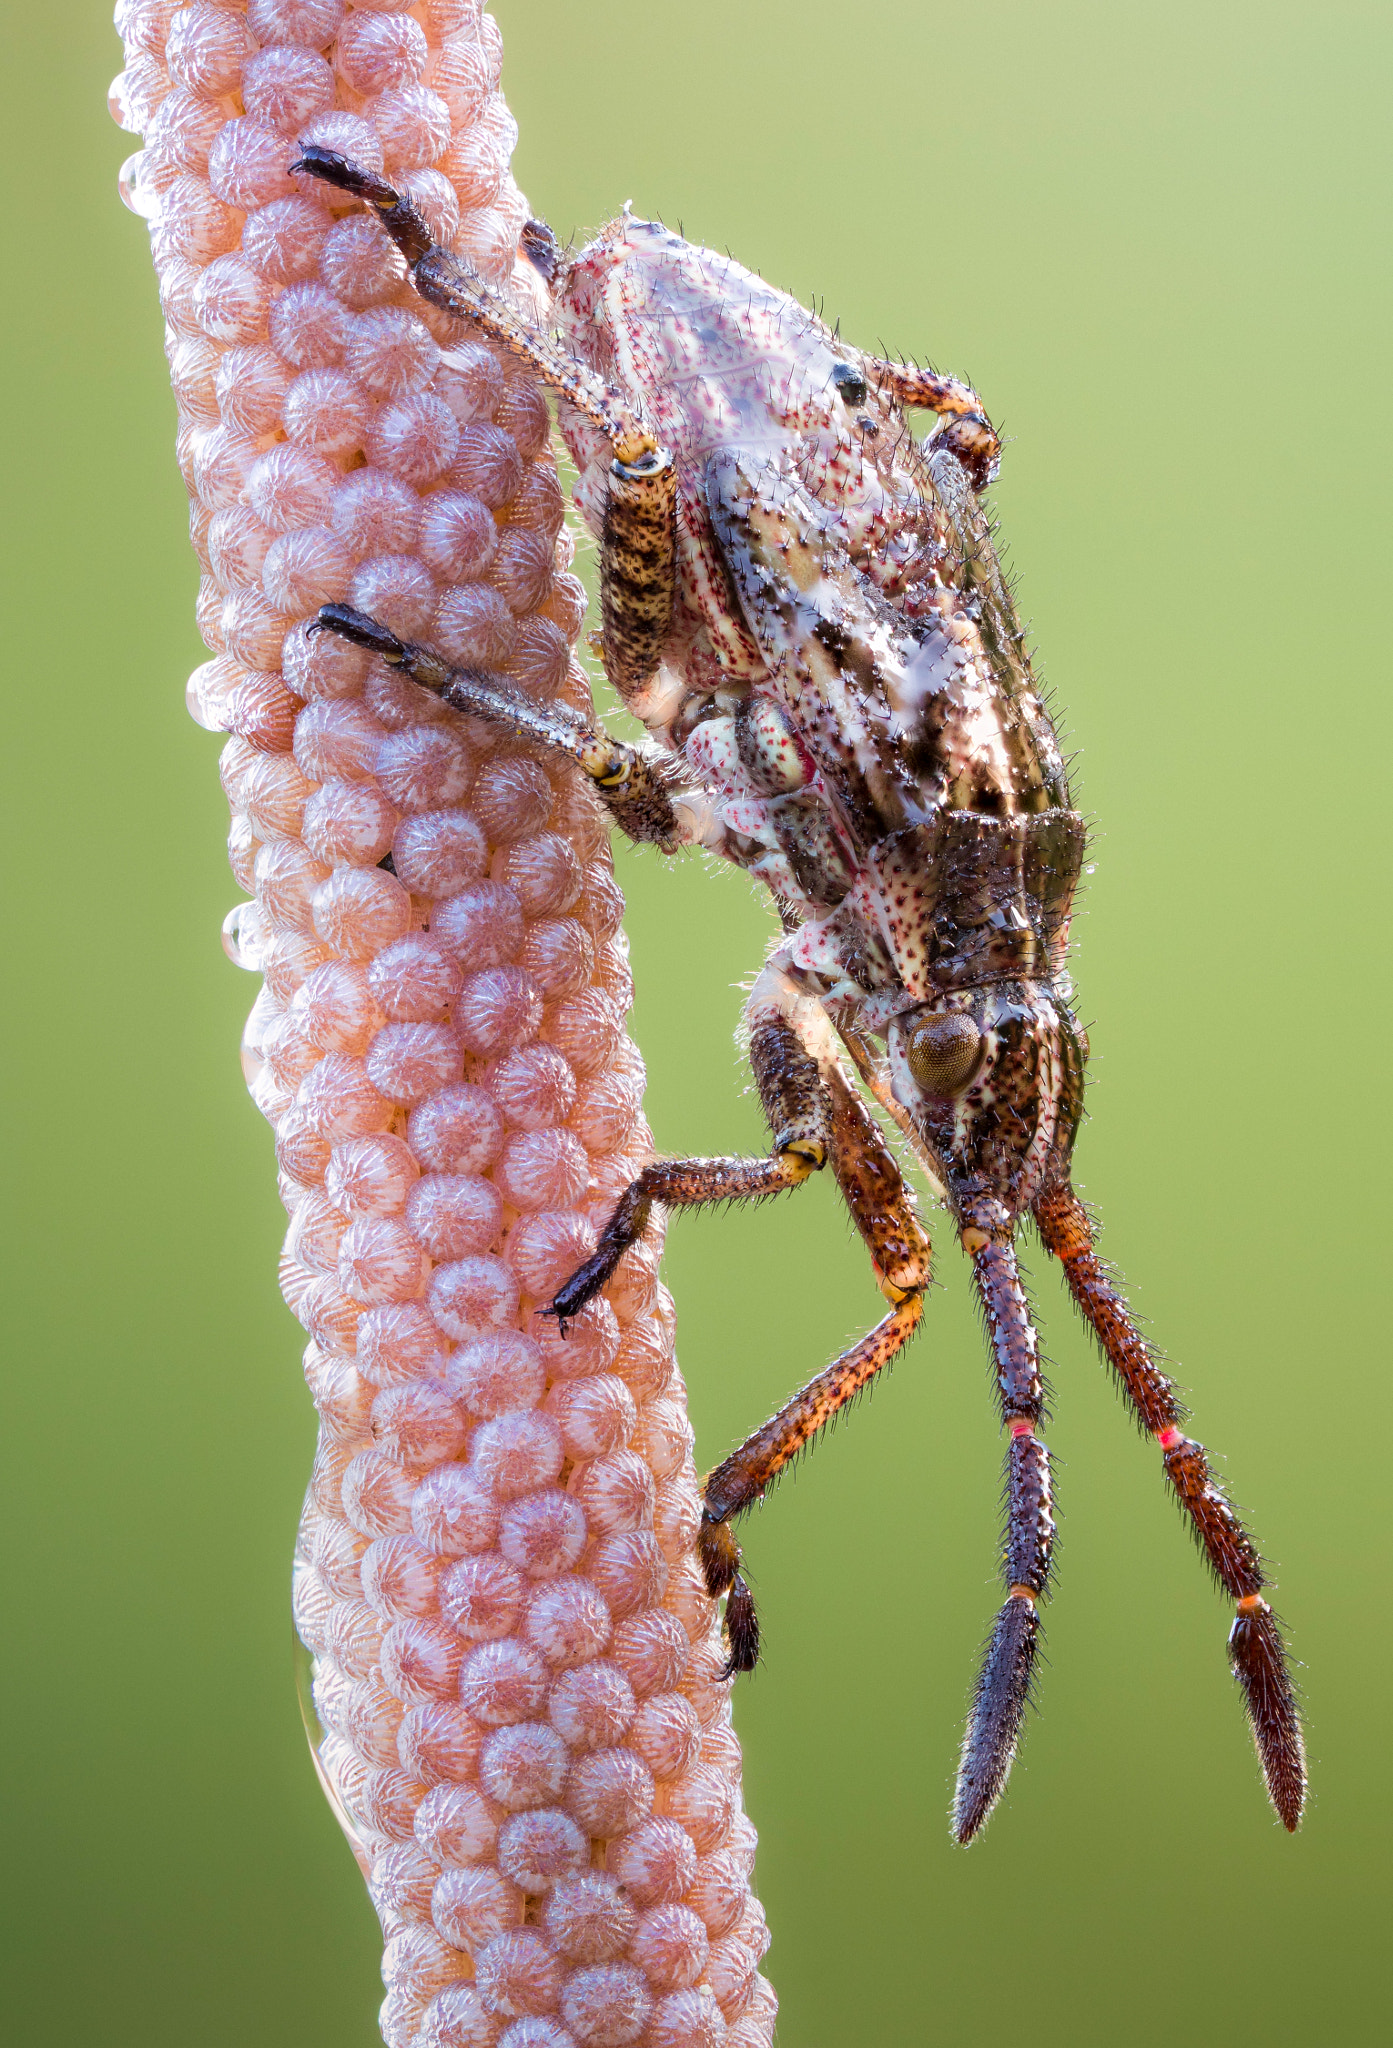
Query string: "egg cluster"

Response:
xmin=111 ymin=5 xmax=774 ymax=2044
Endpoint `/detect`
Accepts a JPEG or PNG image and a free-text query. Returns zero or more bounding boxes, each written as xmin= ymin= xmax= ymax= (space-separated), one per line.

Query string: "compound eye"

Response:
xmin=831 ymin=362 xmax=868 ymax=407
xmin=906 ymin=1012 xmax=983 ymax=1097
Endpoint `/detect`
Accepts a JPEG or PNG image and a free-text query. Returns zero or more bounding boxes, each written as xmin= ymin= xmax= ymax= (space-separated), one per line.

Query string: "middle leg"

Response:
xmin=308 ymin=605 xmax=685 ymax=850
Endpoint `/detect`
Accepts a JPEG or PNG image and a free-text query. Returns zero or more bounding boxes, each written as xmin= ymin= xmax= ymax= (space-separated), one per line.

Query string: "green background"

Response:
xmin=3 ymin=2 xmax=1389 ymax=2042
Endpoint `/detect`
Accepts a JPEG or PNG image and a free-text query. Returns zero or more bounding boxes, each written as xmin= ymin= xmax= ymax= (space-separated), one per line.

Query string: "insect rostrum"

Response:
xmin=295 ymin=145 xmax=1305 ymax=1842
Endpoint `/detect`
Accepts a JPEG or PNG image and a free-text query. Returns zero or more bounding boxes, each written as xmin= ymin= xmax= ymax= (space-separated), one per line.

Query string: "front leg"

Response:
xmin=699 ymin=1048 xmax=931 ymax=1677
xmin=543 ymin=985 xmax=842 ymax=1679
xmin=292 ymin=147 xmax=646 ymax=456
xmin=309 ymin=606 xmax=685 ymax=850
xmin=861 ymin=352 xmax=1001 ymax=490
xmin=547 ymin=1003 xmax=834 ymax=1330
xmin=552 ymin=962 xmax=932 ymax=1677
xmin=291 ymin=149 xmax=677 ymax=699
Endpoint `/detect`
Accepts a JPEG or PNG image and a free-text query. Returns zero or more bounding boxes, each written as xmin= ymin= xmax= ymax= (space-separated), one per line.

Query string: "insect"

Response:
xmin=293 ymin=146 xmax=1305 ymax=1842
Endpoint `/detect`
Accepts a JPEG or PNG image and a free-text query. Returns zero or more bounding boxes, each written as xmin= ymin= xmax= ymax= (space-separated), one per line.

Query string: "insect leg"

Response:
xmin=308 ymin=606 xmax=685 ymax=850
xmin=952 ymin=1231 xmax=1056 ymax=1842
xmin=551 ymin=1000 xmax=833 ymax=1678
xmin=1033 ymin=1182 xmax=1305 ymax=1830
xmin=292 ymin=148 xmax=644 ymax=456
xmin=861 ymin=354 xmax=1000 ymax=490
xmin=292 ymin=148 xmax=678 ymax=700
xmin=597 ymin=451 xmax=678 ymax=703
xmin=547 ymin=1006 xmax=834 ymax=1333
xmin=700 ymin=1039 xmax=931 ymax=1678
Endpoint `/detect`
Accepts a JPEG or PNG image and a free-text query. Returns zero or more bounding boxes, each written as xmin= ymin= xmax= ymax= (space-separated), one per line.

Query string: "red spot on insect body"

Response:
xmin=1156 ymin=1426 xmax=1183 ymax=1451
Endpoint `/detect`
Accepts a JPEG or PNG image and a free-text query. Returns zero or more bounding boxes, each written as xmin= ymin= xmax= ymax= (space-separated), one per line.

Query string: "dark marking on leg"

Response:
xmin=697 ymin=1514 xmax=741 ymax=1599
xmin=721 ymin=1575 xmax=760 ymax=1680
xmin=953 ymin=1421 xmax=1056 ymax=1842
xmin=953 ymin=1592 xmax=1040 ymax=1844
xmin=602 ymin=450 xmax=677 ymax=701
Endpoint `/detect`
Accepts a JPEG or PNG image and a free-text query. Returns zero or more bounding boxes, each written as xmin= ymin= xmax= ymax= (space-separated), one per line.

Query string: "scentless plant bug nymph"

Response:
xmin=293 ymin=144 xmax=1305 ymax=1843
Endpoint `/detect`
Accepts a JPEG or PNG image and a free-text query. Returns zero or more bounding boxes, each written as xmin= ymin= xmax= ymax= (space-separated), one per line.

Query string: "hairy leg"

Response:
xmin=308 ymin=606 xmax=685 ymax=850
xmin=861 ymin=352 xmax=1000 ymax=489
xmin=292 ymin=147 xmax=644 ymax=453
xmin=548 ymin=1005 xmax=835 ymax=1330
xmin=1033 ymin=1181 xmax=1305 ymax=1830
xmin=291 ymin=148 xmax=676 ymax=697
xmin=696 ymin=1039 xmax=932 ymax=1676
xmin=951 ymin=1231 xmax=1056 ymax=1841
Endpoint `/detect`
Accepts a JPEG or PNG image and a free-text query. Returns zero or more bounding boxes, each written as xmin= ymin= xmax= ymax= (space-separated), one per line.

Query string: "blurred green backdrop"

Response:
xmin=3 ymin=2 xmax=1389 ymax=2042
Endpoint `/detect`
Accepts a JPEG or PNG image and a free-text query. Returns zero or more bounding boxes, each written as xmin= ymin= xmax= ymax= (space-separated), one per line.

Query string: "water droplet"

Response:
xmin=117 ymin=149 xmax=162 ymax=222
xmin=294 ymin=1629 xmax=328 ymax=1751
xmin=294 ymin=1629 xmax=373 ymax=1873
xmin=108 ymin=72 xmax=139 ymax=134
xmin=1083 ymin=862 xmax=1097 ymax=876
xmin=239 ymin=985 xmax=277 ymax=1088
xmin=222 ymin=901 xmax=268 ymax=972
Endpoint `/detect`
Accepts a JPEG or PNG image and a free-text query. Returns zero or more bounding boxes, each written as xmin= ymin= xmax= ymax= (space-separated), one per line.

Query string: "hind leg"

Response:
xmin=1034 ymin=1181 xmax=1305 ymax=1830
xmin=697 ymin=998 xmax=932 ymax=1676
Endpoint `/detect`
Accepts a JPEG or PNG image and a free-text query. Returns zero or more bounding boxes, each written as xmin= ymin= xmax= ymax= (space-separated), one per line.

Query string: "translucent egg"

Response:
xmin=604 ymin=1820 xmax=698 ymax=1912
xmin=472 ymin=1929 xmax=563 ymax=2020
xmin=355 ymin=1299 xmax=446 ymax=1388
xmin=545 ymin=1661 xmax=635 ymax=1755
xmin=242 ymin=44 xmax=336 ymax=136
